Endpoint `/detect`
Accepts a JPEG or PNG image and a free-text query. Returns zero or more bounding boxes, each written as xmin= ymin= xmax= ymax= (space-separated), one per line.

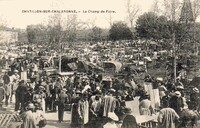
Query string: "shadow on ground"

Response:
xmin=46 ymin=120 xmax=71 ymax=128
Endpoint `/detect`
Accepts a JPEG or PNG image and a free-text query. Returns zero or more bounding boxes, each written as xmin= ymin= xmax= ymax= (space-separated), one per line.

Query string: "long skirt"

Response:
xmin=71 ymin=103 xmax=82 ymax=127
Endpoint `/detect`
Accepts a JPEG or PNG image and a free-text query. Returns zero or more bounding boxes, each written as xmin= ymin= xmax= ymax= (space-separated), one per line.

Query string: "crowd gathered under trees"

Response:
xmin=1 ymin=37 xmax=200 ymax=128
xmin=0 ymin=0 xmax=200 ymax=127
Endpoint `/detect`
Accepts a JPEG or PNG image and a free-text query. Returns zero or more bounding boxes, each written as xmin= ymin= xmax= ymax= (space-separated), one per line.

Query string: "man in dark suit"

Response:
xmin=58 ymin=88 xmax=69 ymax=122
xmin=15 ymin=80 xmax=27 ymax=111
xmin=3 ymin=71 xmax=10 ymax=106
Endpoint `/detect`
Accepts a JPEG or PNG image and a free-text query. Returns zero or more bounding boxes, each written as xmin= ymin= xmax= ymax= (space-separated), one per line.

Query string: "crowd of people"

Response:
xmin=0 ymin=61 xmax=199 ymax=128
xmin=0 ymin=40 xmax=199 ymax=128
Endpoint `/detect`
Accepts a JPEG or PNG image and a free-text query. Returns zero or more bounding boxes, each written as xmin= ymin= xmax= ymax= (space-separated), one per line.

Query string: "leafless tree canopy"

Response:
xmin=47 ymin=14 xmax=88 ymax=50
xmin=0 ymin=17 xmax=7 ymax=45
xmin=150 ymin=0 xmax=161 ymax=15
xmin=192 ymin=0 xmax=200 ymax=20
xmin=105 ymin=14 xmax=113 ymax=28
xmin=126 ymin=0 xmax=140 ymax=29
xmin=163 ymin=0 xmax=182 ymax=21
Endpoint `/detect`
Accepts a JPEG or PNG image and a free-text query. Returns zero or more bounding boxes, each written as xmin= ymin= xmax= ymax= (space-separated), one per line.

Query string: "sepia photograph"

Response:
xmin=0 ymin=0 xmax=200 ymax=128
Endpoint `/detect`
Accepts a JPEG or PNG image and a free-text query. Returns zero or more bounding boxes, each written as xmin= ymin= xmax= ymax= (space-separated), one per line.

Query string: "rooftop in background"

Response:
xmin=0 ymin=26 xmax=17 ymax=32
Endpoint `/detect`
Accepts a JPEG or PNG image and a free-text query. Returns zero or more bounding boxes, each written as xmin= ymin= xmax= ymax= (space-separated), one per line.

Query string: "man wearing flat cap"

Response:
xmin=169 ymin=91 xmax=184 ymax=116
xmin=190 ymin=87 xmax=200 ymax=111
xmin=121 ymin=108 xmax=137 ymax=128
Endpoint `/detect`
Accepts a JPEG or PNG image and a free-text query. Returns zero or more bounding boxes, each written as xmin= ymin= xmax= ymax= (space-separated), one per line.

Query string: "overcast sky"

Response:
xmin=0 ymin=0 xmax=199 ymax=29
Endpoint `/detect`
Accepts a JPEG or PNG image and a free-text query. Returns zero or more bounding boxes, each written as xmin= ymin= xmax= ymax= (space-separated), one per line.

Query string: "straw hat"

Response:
xmin=193 ymin=87 xmax=199 ymax=93
xmin=39 ymin=86 xmax=45 ymax=91
xmin=175 ymin=91 xmax=181 ymax=97
xmin=109 ymin=88 xmax=116 ymax=93
xmin=62 ymin=88 xmax=67 ymax=92
xmin=108 ymin=112 xmax=119 ymax=121
xmin=96 ymin=86 xmax=100 ymax=90
xmin=176 ymin=86 xmax=184 ymax=90
xmin=14 ymin=70 xmax=19 ymax=73
xmin=157 ymin=77 xmax=163 ymax=82
xmin=76 ymin=90 xmax=82 ymax=94
xmin=26 ymin=103 xmax=35 ymax=109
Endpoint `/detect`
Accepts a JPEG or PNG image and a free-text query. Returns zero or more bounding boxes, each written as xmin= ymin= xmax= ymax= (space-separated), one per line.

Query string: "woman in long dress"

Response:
xmin=32 ymin=86 xmax=46 ymax=112
xmin=139 ymin=94 xmax=153 ymax=116
xmin=70 ymin=91 xmax=81 ymax=127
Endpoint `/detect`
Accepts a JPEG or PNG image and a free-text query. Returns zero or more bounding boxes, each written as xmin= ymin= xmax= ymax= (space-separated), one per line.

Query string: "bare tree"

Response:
xmin=126 ymin=0 xmax=140 ymax=30
xmin=47 ymin=14 xmax=63 ymax=51
xmin=83 ymin=18 xmax=96 ymax=29
xmin=192 ymin=0 xmax=200 ymax=55
xmin=0 ymin=17 xmax=7 ymax=46
xmin=192 ymin=0 xmax=200 ymax=20
xmin=81 ymin=18 xmax=97 ymax=41
xmin=162 ymin=0 xmax=180 ymax=82
xmin=47 ymin=14 xmax=85 ymax=49
xmin=63 ymin=14 xmax=78 ymax=42
xmin=105 ymin=13 xmax=113 ymax=28
xmin=163 ymin=0 xmax=182 ymax=21
xmin=63 ymin=14 xmax=88 ymax=44
xmin=151 ymin=0 xmax=161 ymax=15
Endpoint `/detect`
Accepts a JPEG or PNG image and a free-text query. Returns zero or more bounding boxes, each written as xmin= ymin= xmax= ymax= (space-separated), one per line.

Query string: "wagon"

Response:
xmin=0 ymin=111 xmax=22 ymax=128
